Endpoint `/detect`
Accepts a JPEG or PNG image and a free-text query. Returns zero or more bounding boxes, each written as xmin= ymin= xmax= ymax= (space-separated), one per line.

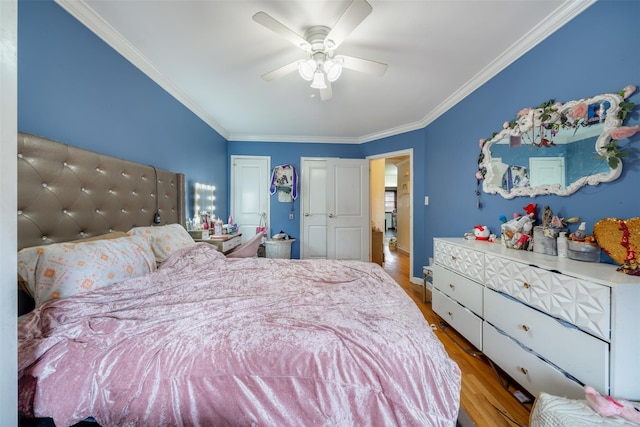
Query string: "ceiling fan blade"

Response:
xmin=253 ymin=12 xmax=311 ymax=51
xmin=325 ymin=0 xmax=372 ymax=50
xmin=319 ymin=82 xmax=333 ymax=101
xmin=337 ymin=55 xmax=388 ymax=76
xmin=261 ymin=61 xmax=301 ymax=81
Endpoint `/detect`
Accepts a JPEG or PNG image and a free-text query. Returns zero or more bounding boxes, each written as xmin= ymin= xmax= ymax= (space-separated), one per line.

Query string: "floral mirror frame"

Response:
xmin=476 ymin=85 xmax=638 ymax=199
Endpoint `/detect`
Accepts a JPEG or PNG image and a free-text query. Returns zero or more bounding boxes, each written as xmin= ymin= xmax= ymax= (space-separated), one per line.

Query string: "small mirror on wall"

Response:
xmin=194 ymin=183 xmax=216 ymax=217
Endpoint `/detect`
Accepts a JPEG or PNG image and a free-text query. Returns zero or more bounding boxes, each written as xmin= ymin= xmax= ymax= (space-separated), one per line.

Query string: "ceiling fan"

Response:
xmin=253 ymin=0 xmax=388 ymax=100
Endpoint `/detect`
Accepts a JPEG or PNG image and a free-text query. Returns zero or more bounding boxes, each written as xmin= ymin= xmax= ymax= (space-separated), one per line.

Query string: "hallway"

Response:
xmin=382 ymin=249 xmax=532 ymax=427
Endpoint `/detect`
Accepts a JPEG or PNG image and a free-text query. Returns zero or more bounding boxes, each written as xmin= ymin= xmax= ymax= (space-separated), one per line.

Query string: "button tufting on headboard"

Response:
xmin=17 ymin=132 xmax=185 ymax=251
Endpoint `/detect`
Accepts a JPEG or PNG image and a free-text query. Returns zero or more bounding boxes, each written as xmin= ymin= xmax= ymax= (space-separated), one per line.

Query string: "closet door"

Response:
xmin=301 ymin=158 xmax=370 ymax=261
xmin=231 ymin=156 xmax=270 ymax=244
xmin=301 ymin=159 xmax=328 ymax=259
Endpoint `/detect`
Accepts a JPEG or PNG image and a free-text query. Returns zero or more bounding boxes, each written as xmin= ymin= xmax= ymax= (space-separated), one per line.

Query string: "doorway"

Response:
xmin=368 ymin=150 xmax=413 ymax=281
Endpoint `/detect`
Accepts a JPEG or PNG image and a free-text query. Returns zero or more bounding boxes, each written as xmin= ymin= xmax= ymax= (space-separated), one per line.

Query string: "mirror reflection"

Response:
xmin=486 ymin=124 xmax=610 ymax=193
xmin=479 ymin=88 xmax=635 ymax=199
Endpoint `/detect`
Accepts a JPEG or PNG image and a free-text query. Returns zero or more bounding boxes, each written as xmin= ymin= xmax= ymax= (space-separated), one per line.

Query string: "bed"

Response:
xmin=17 ymin=132 xmax=461 ymax=426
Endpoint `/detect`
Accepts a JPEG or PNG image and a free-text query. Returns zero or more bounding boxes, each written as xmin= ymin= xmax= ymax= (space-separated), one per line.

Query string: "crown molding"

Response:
xmin=55 ymin=0 xmax=593 ymax=145
xmin=414 ymin=0 xmax=596 ymax=134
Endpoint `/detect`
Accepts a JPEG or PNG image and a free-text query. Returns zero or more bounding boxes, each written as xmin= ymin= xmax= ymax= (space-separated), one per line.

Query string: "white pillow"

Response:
xmin=127 ymin=223 xmax=195 ymax=263
xmin=17 ymin=235 xmax=156 ymax=306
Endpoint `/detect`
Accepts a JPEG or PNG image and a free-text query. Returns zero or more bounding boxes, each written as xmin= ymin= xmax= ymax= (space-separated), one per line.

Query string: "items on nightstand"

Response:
xmin=213 ymin=217 xmax=223 ymax=235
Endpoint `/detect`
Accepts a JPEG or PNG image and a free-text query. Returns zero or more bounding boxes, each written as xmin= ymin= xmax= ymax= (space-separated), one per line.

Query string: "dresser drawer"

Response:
xmin=433 ymin=289 xmax=482 ymax=350
xmin=220 ymin=236 xmax=241 ymax=252
xmin=484 ymin=288 xmax=609 ymax=392
xmin=434 ymin=240 xmax=484 ymax=281
xmin=483 ymin=322 xmax=586 ymax=399
xmin=433 ymin=265 xmax=483 ymax=316
xmin=484 ymin=255 xmax=610 ymax=341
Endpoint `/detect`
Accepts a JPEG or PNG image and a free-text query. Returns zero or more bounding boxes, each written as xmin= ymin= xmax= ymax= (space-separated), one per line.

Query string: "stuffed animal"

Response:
xmin=474 ymin=225 xmax=490 ymax=241
xmin=584 ymin=385 xmax=640 ymax=424
xmin=523 ymin=203 xmax=537 ymax=220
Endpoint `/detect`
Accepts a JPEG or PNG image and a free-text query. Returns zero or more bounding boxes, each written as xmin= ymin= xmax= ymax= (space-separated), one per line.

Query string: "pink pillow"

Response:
xmin=17 ymin=235 xmax=155 ymax=306
xmin=127 ymin=223 xmax=195 ymax=263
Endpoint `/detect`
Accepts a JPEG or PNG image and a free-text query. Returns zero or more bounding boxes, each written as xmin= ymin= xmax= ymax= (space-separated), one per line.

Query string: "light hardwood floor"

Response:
xmin=383 ymin=246 xmax=533 ymax=427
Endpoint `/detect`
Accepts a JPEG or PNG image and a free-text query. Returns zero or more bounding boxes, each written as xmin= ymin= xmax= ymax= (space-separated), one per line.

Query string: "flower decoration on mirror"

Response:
xmin=475 ymin=141 xmax=486 ymax=209
xmin=474 ymin=85 xmax=637 ymax=183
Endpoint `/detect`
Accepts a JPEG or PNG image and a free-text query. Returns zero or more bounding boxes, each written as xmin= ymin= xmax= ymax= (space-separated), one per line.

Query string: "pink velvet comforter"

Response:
xmin=19 ymin=243 xmax=461 ymax=426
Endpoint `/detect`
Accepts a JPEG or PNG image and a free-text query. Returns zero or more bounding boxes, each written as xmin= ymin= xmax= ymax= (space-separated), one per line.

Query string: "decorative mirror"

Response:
xmin=477 ymin=86 xmax=638 ymax=199
xmin=194 ymin=183 xmax=216 ymax=216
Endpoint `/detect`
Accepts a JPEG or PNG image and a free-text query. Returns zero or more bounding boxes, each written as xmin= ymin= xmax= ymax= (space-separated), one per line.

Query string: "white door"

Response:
xmin=301 ymin=159 xmax=328 ymax=259
xmin=231 ymin=156 xmax=270 ymax=244
xmin=529 ymin=157 xmax=565 ymax=189
xmin=301 ymin=158 xmax=370 ymax=261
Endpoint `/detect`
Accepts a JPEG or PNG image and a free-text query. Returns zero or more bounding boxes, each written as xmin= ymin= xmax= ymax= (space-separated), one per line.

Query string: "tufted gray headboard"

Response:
xmin=17 ymin=132 xmax=186 ymax=251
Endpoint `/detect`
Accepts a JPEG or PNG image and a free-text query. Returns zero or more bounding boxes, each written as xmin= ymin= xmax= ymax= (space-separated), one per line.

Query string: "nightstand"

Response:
xmin=196 ymin=233 xmax=242 ymax=254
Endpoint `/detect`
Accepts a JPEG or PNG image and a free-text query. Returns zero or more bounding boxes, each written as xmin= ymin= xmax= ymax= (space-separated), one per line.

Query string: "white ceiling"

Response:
xmin=57 ymin=0 xmax=593 ymax=143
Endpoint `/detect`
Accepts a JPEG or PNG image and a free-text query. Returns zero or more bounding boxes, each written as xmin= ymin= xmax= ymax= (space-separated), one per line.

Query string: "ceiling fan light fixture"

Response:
xmin=310 ymin=71 xmax=327 ymax=89
xmin=324 ymin=60 xmax=342 ymax=82
xmin=298 ymin=59 xmax=317 ymax=81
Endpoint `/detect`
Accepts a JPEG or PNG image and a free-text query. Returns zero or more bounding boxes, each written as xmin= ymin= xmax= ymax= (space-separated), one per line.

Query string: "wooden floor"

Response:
xmin=382 ymin=246 xmax=533 ymax=427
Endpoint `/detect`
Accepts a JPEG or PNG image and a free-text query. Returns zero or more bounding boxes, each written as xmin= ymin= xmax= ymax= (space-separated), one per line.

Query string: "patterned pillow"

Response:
xmin=17 ymin=235 xmax=156 ymax=306
xmin=127 ymin=223 xmax=195 ymax=263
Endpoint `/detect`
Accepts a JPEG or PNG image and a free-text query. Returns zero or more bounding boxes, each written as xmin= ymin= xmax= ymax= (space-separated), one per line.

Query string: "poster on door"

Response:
xmin=270 ymin=164 xmax=298 ymax=203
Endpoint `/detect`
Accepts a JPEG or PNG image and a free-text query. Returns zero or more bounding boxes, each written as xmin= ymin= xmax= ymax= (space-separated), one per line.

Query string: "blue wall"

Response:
xmin=19 ymin=0 xmax=639 ymax=278
xmin=18 ymin=0 xmax=229 ymax=221
xmin=407 ymin=0 xmax=640 ymax=272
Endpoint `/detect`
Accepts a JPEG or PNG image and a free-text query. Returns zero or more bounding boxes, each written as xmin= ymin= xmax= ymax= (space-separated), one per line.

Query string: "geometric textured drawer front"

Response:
xmin=434 ymin=240 xmax=484 ymax=282
xmin=485 ymin=255 xmax=610 ymax=341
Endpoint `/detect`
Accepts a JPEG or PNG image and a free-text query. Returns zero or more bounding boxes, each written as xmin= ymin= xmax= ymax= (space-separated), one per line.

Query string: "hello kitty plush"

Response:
xmin=474 ymin=225 xmax=490 ymax=241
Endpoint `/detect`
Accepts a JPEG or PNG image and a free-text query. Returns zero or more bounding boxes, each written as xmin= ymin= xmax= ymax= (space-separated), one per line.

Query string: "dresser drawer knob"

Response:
xmin=450 ymin=255 xmax=457 ymax=261
xmin=521 ymin=324 xmax=530 ymax=332
xmin=519 ymin=367 xmax=529 ymax=375
xmin=449 ymin=283 xmax=455 ymax=289
xmin=523 ymin=282 xmax=531 ymax=289
xmin=448 ymin=311 xmax=453 ymax=317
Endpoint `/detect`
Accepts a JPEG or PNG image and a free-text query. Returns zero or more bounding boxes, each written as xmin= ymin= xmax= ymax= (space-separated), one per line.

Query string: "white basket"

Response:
xmin=265 ymin=239 xmax=295 ymax=259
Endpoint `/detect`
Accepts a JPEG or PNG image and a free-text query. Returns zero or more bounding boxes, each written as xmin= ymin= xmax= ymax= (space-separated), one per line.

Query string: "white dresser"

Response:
xmin=433 ymin=237 xmax=640 ymax=400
